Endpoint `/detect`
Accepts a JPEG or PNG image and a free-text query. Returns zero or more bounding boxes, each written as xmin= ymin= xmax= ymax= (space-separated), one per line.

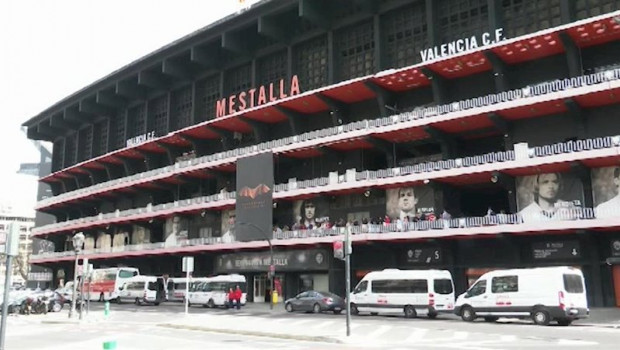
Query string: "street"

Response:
xmin=2 ymin=302 xmax=619 ymax=349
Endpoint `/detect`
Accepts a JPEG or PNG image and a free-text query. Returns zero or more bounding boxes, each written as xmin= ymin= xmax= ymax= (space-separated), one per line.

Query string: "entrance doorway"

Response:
xmin=613 ymin=265 xmax=620 ymax=307
xmin=253 ymin=274 xmax=267 ymax=303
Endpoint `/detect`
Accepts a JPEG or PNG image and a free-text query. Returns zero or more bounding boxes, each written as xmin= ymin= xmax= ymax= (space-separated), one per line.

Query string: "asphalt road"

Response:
xmin=3 ymin=302 xmax=619 ymax=349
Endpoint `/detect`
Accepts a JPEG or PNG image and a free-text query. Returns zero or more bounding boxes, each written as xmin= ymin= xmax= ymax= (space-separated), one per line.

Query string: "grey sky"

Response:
xmin=0 ymin=0 xmax=252 ymax=214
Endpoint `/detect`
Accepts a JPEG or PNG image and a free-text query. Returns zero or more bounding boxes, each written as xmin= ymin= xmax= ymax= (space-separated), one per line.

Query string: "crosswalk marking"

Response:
xmin=404 ymin=328 xmax=429 ymax=342
xmin=364 ymin=325 xmax=392 ymax=339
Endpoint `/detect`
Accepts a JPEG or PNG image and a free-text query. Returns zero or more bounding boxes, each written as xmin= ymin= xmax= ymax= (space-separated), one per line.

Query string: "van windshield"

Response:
xmin=433 ymin=279 xmax=453 ymax=294
xmin=563 ymin=274 xmax=584 ymax=293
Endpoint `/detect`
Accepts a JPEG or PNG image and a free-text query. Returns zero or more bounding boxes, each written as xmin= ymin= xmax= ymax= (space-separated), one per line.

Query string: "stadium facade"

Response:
xmin=23 ymin=0 xmax=620 ymax=306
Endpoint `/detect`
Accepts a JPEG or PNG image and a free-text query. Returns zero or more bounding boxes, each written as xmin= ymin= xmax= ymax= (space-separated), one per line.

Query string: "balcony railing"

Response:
xmin=31 ymin=135 xmax=620 ymax=236
xmin=30 ymin=207 xmax=619 ymax=261
xmin=36 ymin=68 xmax=620 ymax=209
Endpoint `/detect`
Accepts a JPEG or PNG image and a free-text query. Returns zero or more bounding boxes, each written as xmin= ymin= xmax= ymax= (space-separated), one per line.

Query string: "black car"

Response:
xmin=285 ymin=291 xmax=345 ymax=314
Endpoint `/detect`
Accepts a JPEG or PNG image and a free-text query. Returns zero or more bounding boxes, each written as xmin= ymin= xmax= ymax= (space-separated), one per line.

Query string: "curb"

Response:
xmin=158 ymin=323 xmax=342 ymax=343
xmin=576 ymin=323 xmax=620 ymax=329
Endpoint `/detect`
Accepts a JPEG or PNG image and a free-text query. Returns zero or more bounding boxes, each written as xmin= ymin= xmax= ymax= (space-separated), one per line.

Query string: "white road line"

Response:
xmin=309 ymin=320 xmax=336 ymax=330
xmin=404 ymin=328 xmax=429 ymax=342
xmin=363 ymin=325 xmax=392 ymax=339
xmin=557 ymin=339 xmax=598 ymax=346
xmin=499 ymin=335 xmax=517 ymax=342
xmin=288 ymin=319 xmax=315 ymax=327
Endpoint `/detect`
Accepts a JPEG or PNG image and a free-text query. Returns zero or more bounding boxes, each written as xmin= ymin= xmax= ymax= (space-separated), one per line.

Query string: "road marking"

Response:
xmin=499 ymin=335 xmax=517 ymax=341
xmin=309 ymin=320 xmax=336 ymax=330
xmin=364 ymin=325 xmax=392 ymax=339
xmin=557 ymin=339 xmax=598 ymax=346
xmin=404 ymin=328 xmax=429 ymax=342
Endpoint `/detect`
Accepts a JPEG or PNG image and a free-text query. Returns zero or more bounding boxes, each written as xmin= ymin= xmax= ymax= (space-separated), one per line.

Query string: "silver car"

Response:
xmin=285 ymin=290 xmax=345 ymax=314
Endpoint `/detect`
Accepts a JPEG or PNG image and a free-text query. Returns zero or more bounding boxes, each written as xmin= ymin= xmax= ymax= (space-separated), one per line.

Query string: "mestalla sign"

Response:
xmin=420 ymin=29 xmax=505 ymax=62
xmin=215 ymin=249 xmax=329 ymax=273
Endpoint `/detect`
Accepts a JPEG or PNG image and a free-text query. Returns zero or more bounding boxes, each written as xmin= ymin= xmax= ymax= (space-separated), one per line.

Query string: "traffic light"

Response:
xmin=333 ymin=240 xmax=344 ymax=260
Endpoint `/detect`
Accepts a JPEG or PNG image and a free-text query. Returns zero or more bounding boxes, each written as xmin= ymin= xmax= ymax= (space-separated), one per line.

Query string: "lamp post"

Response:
xmin=238 ymin=222 xmax=274 ymax=310
xmin=68 ymin=232 xmax=85 ymax=319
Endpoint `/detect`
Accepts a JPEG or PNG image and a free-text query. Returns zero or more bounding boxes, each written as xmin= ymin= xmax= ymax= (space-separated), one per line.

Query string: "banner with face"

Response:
xmin=591 ymin=166 xmax=620 ymax=219
xmin=516 ymin=172 xmax=584 ymax=223
xmin=385 ymin=185 xmax=435 ymax=220
xmin=292 ymin=197 xmax=329 ymax=228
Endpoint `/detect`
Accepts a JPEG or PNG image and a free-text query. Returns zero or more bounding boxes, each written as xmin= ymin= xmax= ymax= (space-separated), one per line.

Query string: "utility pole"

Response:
xmin=0 ymin=223 xmax=20 ymax=350
xmin=345 ymin=225 xmax=352 ymax=337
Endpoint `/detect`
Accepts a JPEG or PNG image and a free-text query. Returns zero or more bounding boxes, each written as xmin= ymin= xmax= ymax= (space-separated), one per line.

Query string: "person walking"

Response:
xmin=227 ymin=287 xmax=236 ymax=309
xmin=233 ymin=285 xmax=242 ymax=310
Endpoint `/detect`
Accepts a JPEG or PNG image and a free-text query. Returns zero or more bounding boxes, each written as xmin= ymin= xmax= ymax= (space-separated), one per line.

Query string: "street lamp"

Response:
xmin=68 ymin=232 xmax=84 ymax=319
xmin=238 ymin=222 xmax=274 ymax=310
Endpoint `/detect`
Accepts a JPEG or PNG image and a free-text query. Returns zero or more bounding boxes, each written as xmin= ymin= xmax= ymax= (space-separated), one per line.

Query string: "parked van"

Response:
xmin=118 ymin=276 xmax=166 ymax=305
xmin=187 ymin=274 xmax=247 ymax=308
xmin=169 ymin=278 xmax=188 ymax=302
xmin=349 ymin=269 xmax=455 ymax=318
xmin=454 ymin=266 xmax=588 ymax=326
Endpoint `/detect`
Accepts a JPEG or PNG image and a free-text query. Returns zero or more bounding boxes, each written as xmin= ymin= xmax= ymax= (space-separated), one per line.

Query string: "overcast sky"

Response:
xmin=0 ymin=0 xmax=258 ymax=216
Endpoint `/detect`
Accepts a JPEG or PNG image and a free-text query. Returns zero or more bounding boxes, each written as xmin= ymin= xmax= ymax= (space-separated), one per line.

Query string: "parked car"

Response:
xmin=285 ymin=291 xmax=345 ymax=314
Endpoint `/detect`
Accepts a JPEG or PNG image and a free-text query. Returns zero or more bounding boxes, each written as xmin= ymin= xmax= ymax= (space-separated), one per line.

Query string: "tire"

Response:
xmin=135 ymin=298 xmax=141 ymax=306
xmin=370 ymin=312 xmax=379 ymax=316
xmin=532 ymin=309 xmax=550 ymax=326
xmin=350 ymin=303 xmax=359 ymax=315
xmin=404 ymin=305 xmax=417 ymax=318
xmin=557 ymin=319 xmax=572 ymax=326
xmin=116 ymin=297 xmax=122 ymax=304
xmin=333 ymin=309 xmax=342 ymax=314
xmin=154 ymin=302 xmax=160 ymax=306
xmin=207 ymin=299 xmax=215 ymax=308
xmin=461 ymin=306 xmax=476 ymax=322
xmin=428 ymin=312 xmax=438 ymax=319
xmin=52 ymin=302 xmax=63 ymax=313
xmin=285 ymin=303 xmax=294 ymax=312
xmin=484 ymin=316 xmax=498 ymax=322
xmin=313 ymin=303 xmax=321 ymax=314
xmin=99 ymin=294 xmax=105 ymax=302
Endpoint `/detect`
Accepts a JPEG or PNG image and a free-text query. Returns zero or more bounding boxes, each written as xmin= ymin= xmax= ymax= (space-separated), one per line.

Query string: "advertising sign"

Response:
xmin=235 ymin=152 xmax=274 ymax=242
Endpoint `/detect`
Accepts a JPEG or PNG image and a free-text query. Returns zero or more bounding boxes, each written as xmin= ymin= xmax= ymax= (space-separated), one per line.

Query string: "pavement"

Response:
xmin=6 ymin=302 xmax=620 ymax=349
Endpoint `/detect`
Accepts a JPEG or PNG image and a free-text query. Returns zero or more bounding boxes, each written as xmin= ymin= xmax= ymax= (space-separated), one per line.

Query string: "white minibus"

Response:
xmin=118 ymin=275 xmax=166 ymax=305
xmin=187 ymin=274 xmax=247 ymax=308
xmin=349 ymin=269 xmax=455 ymax=318
xmin=454 ymin=266 xmax=589 ymax=326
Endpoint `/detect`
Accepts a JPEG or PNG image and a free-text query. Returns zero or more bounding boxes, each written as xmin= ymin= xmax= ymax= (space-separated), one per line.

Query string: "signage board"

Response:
xmin=182 ymin=256 xmax=194 ymax=272
xmin=215 ymin=249 xmax=328 ymax=273
xmin=532 ymin=241 xmax=580 ymax=260
xmin=403 ymin=247 xmax=442 ymax=265
xmin=236 ymin=152 xmax=274 ymax=242
xmin=611 ymin=239 xmax=620 ymax=257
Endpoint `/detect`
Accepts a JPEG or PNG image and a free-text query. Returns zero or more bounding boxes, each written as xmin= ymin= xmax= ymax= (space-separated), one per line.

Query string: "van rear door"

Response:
xmin=432 ymin=278 xmax=454 ymax=311
xmin=562 ymin=273 xmax=588 ymax=310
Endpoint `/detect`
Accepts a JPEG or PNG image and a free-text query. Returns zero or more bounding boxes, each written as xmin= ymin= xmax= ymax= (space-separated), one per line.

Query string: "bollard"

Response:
xmin=102 ymin=340 xmax=117 ymax=349
xmin=104 ymin=301 xmax=110 ymax=318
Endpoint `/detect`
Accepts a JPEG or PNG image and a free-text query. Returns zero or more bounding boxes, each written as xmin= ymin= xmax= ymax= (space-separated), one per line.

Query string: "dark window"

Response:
xmin=258 ymin=50 xmax=287 ymax=88
xmin=127 ymin=104 xmax=146 ymax=138
xmin=52 ymin=139 xmax=64 ymax=172
xmin=383 ymin=2 xmax=428 ymax=68
xmin=77 ymin=126 xmax=93 ymax=162
xmin=171 ymin=86 xmax=193 ymax=131
xmin=336 ymin=21 xmax=375 ymax=80
xmin=65 ymin=133 xmax=77 ymax=166
xmin=108 ymin=112 xmax=126 ymax=151
xmin=563 ymin=274 xmax=584 ymax=293
xmin=491 ymin=275 xmax=519 ymax=293
xmin=147 ymin=282 xmax=159 ymax=290
xmin=294 ymin=35 xmax=328 ymax=91
xmin=433 ymin=279 xmax=454 ymax=294
xmin=502 ymin=0 xmax=561 ymax=38
xmin=151 ymin=95 xmax=169 ymax=137
xmin=196 ymin=75 xmax=221 ymax=121
xmin=438 ymin=0 xmax=489 ymax=44
xmin=468 ymin=280 xmax=487 ymax=296
xmin=174 ymin=283 xmax=186 ymax=290
xmin=354 ymin=280 xmax=368 ymax=294
xmin=225 ymin=64 xmax=252 ymax=97
xmin=92 ymin=119 xmax=108 ymax=157
xmin=118 ymin=270 xmax=136 ymax=278
xmin=371 ymin=279 xmax=428 ymax=294
xmin=575 ymin=0 xmax=620 ymax=20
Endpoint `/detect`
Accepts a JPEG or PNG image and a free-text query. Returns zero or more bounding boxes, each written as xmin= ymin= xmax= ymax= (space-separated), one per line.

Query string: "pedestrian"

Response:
xmin=234 ymin=285 xmax=242 ymax=310
xmin=227 ymin=287 xmax=236 ymax=309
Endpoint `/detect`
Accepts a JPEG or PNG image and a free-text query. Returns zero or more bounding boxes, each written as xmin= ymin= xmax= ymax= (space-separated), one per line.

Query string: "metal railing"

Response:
xmin=31 ymin=135 xmax=620 ymax=235
xmin=31 ymin=207 xmax=618 ymax=260
xmin=37 ymin=68 xmax=620 ymax=208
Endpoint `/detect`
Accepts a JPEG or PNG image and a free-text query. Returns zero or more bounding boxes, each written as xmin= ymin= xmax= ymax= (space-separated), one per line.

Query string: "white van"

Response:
xmin=187 ymin=275 xmax=247 ymax=308
xmin=169 ymin=278 xmax=188 ymax=302
xmin=454 ymin=266 xmax=589 ymax=326
xmin=118 ymin=276 xmax=166 ymax=306
xmin=349 ymin=269 xmax=455 ymax=318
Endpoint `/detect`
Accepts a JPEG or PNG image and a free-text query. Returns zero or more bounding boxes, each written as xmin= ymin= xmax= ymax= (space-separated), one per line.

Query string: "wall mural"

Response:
xmin=131 ymin=225 xmax=151 ymax=244
xmin=221 ymin=209 xmax=236 ymax=243
xmin=516 ymin=172 xmax=584 ymax=223
xmin=385 ymin=185 xmax=435 ymax=221
xmin=292 ymin=198 xmax=330 ymax=229
xmin=592 ymin=166 xmax=620 ymax=219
